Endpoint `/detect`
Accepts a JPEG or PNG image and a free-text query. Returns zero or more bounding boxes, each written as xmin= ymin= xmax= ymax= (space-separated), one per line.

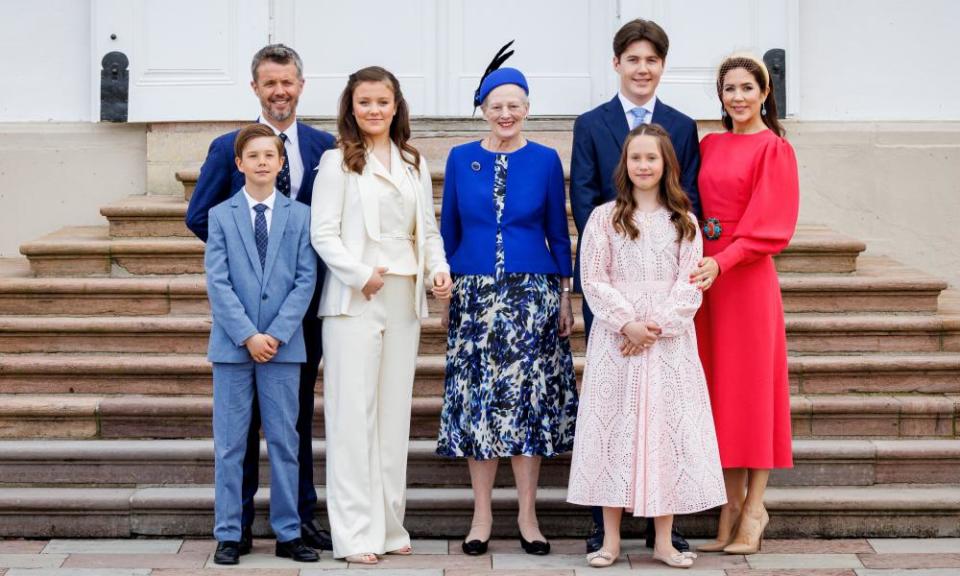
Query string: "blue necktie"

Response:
xmin=253 ymin=204 xmax=268 ymax=270
xmin=277 ymin=133 xmax=291 ymax=197
xmin=629 ymin=106 xmax=648 ymax=129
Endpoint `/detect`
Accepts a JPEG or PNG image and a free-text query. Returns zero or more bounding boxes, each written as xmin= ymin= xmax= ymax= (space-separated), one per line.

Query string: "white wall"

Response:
xmin=0 ymin=0 xmax=92 ymax=122
xmin=0 ymin=123 xmax=146 ymax=257
xmin=798 ymin=0 xmax=960 ymax=121
xmin=2 ymin=1 xmax=960 ymax=122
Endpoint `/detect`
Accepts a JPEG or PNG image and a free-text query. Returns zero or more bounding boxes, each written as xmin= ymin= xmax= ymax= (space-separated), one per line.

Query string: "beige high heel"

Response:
xmin=697 ymin=512 xmax=741 ymax=552
xmin=723 ymin=508 xmax=769 ymax=555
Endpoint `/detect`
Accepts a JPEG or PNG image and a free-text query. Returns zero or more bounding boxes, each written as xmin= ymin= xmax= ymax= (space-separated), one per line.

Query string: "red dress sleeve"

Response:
xmin=713 ymin=137 xmax=800 ymax=274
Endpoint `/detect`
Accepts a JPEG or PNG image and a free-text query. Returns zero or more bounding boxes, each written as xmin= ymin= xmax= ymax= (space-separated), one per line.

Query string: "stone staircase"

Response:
xmin=1 ymin=123 xmax=959 ymax=539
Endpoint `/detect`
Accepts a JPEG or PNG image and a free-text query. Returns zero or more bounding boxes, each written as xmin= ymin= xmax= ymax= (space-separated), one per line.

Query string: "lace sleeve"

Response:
xmin=650 ymin=215 xmax=704 ymax=338
xmin=580 ymin=207 xmax=637 ymax=332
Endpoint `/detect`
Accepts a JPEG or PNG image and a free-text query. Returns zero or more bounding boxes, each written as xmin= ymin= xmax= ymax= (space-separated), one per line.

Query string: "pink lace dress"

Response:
xmin=567 ymin=202 xmax=726 ymax=517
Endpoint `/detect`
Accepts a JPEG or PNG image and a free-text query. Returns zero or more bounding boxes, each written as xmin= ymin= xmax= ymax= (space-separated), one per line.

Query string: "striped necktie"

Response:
xmin=277 ymin=133 xmax=291 ymax=197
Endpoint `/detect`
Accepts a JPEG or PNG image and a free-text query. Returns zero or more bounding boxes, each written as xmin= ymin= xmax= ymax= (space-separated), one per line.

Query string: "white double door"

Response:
xmin=94 ymin=0 xmax=790 ymax=121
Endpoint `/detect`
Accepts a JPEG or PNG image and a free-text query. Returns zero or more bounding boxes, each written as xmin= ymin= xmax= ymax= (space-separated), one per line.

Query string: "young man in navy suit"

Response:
xmin=207 ymin=124 xmax=318 ymax=565
xmin=186 ymin=44 xmax=335 ymax=552
xmin=569 ymin=19 xmax=699 ymax=554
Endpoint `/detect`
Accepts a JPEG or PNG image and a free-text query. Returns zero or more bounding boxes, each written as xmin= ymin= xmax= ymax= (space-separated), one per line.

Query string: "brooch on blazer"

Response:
xmin=471 ymin=161 xmax=481 ymax=172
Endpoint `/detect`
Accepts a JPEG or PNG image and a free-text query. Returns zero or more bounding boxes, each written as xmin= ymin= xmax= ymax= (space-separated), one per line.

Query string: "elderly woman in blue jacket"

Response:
xmin=436 ymin=66 xmax=578 ymax=556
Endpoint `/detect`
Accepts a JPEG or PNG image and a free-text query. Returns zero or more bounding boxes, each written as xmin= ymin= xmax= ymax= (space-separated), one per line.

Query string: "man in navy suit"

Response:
xmin=186 ymin=44 xmax=335 ymax=552
xmin=569 ymin=19 xmax=699 ymax=554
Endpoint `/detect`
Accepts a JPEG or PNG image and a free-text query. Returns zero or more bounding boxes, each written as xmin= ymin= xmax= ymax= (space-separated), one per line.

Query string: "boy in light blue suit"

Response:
xmin=205 ymin=124 xmax=318 ymax=565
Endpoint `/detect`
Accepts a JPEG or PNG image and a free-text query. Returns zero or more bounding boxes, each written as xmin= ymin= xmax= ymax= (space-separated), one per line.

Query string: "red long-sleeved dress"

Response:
xmin=694 ymin=129 xmax=799 ymax=469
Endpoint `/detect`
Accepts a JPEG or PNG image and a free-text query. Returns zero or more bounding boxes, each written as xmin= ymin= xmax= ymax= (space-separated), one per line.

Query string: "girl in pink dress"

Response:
xmin=567 ymin=124 xmax=726 ymax=569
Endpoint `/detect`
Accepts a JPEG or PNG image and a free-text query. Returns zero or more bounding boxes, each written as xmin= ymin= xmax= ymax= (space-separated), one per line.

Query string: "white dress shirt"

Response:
xmin=259 ymin=117 xmax=305 ymax=200
xmin=242 ymin=187 xmax=277 ymax=233
xmin=618 ymin=91 xmax=657 ymax=128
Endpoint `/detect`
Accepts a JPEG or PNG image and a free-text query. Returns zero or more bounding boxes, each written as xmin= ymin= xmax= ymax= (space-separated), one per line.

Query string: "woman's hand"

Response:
xmin=362 ymin=266 xmax=389 ymax=300
xmin=622 ymin=320 xmax=660 ymax=349
xmin=558 ymin=293 xmax=574 ymax=337
xmin=690 ymin=257 xmax=720 ymax=291
xmin=432 ymin=272 xmax=453 ymax=300
xmin=620 ymin=339 xmax=644 ymax=356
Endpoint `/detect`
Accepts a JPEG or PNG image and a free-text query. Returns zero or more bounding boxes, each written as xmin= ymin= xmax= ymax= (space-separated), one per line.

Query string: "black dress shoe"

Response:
xmin=461 ymin=538 xmax=489 ymax=555
xmin=644 ymin=519 xmax=690 ymax=552
xmin=214 ymin=541 xmax=240 ymax=565
xmin=301 ymin=519 xmax=333 ymax=551
xmin=276 ymin=538 xmax=320 ymax=562
xmin=520 ymin=534 xmax=551 ymax=555
xmin=585 ymin=522 xmax=604 ymax=554
xmin=239 ymin=526 xmax=253 ymax=555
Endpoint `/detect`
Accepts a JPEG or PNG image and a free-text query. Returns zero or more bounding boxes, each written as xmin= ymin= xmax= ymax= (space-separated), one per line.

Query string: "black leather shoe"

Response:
xmin=644 ymin=519 xmax=690 ymax=552
xmin=520 ymin=534 xmax=551 ymax=555
xmin=585 ymin=522 xmax=604 ymax=554
xmin=214 ymin=541 xmax=240 ymax=565
xmin=301 ymin=519 xmax=333 ymax=551
xmin=276 ymin=538 xmax=320 ymax=562
xmin=239 ymin=526 xmax=253 ymax=555
xmin=461 ymin=538 xmax=489 ymax=555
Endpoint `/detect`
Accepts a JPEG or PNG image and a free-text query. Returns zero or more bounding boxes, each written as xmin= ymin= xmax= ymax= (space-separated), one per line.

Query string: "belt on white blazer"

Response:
xmin=381 ymin=233 xmax=414 ymax=241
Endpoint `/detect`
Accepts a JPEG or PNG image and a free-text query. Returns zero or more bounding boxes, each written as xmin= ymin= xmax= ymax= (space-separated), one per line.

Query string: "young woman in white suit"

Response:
xmin=310 ymin=66 xmax=451 ymax=564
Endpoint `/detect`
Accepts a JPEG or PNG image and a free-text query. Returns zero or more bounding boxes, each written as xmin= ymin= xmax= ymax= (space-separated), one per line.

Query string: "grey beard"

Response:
xmin=267 ymin=108 xmax=293 ymax=123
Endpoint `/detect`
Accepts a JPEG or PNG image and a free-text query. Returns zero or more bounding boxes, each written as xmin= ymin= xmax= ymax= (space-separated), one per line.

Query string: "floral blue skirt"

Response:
xmin=436 ymin=273 xmax=578 ymax=460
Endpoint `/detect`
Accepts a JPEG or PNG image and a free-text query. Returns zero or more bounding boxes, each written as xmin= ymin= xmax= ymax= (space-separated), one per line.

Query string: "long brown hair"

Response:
xmin=611 ymin=123 xmax=696 ymax=241
xmin=337 ymin=66 xmax=420 ymax=174
xmin=717 ymin=53 xmax=785 ymax=137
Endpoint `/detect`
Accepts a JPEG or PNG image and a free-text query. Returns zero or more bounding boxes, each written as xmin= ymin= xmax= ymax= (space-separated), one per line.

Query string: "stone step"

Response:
xmin=0 ymin=483 xmax=957 ymax=538
xmin=0 ymin=268 xmax=944 ymax=317
xmin=19 ymin=222 xmax=865 ymax=278
xmin=100 ymin=195 xmax=194 ymax=238
xmin=0 ymin=393 xmax=956 ymax=440
xmin=19 ymin=226 xmax=203 ymax=276
xmin=0 ymin=312 xmax=957 ymax=355
xmin=2 ymin=352 xmax=959 ymax=397
xmin=0 ymin=438 xmax=956 ymax=489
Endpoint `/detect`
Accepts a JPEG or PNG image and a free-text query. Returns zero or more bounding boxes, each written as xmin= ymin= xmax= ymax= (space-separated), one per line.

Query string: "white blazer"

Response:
xmin=310 ymin=144 xmax=449 ymax=319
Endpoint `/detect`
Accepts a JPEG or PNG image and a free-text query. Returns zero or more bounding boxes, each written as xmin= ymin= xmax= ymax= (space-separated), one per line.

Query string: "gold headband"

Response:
xmin=719 ymin=52 xmax=770 ymax=88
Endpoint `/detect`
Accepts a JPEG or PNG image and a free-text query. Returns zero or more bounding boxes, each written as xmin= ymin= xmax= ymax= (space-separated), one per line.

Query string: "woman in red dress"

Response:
xmin=690 ymin=53 xmax=799 ymax=554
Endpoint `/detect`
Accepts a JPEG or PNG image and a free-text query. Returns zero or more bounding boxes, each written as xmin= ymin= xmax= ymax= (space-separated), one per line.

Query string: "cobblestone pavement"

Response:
xmin=0 ymin=538 xmax=959 ymax=575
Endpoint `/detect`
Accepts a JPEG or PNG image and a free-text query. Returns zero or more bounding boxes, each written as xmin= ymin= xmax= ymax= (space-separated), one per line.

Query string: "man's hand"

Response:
xmin=245 ymin=333 xmax=277 ymax=363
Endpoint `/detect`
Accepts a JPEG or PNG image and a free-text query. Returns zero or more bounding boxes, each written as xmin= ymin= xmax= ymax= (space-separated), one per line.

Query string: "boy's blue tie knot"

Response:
xmin=629 ymin=106 xmax=648 ymax=129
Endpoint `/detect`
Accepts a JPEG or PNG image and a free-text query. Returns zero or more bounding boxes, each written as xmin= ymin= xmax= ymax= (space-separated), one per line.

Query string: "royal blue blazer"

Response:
xmin=570 ymin=96 xmax=701 ymax=291
xmin=186 ymin=121 xmax=336 ymax=242
xmin=441 ymin=140 xmax=572 ymax=277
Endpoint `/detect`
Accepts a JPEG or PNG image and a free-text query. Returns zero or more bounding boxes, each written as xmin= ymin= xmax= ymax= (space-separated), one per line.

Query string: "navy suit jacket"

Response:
xmin=186 ymin=121 xmax=336 ymax=242
xmin=570 ymin=96 xmax=701 ymax=291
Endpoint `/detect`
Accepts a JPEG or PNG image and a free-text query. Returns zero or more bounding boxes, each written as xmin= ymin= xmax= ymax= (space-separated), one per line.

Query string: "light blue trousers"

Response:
xmin=213 ymin=361 xmax=301 ymax=543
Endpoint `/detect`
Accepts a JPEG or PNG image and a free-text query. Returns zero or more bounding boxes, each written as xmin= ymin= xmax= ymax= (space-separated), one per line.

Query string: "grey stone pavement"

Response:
xmin=1 ymin=537 xmax=960 ymax=575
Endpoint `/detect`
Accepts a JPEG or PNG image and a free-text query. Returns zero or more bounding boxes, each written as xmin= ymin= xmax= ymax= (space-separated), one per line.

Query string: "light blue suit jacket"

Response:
xmin=205 ymin=191 xmax=317 ymax=364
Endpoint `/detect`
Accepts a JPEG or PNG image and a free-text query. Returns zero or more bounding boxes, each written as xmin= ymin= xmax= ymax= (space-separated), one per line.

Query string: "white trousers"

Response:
xmin=322 ymin=275 xmax=420 ymax=558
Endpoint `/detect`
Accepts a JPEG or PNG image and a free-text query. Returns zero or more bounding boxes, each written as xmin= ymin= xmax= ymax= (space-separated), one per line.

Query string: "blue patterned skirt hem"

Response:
xmin=436 ymin=273 xmax=578 ymax=460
